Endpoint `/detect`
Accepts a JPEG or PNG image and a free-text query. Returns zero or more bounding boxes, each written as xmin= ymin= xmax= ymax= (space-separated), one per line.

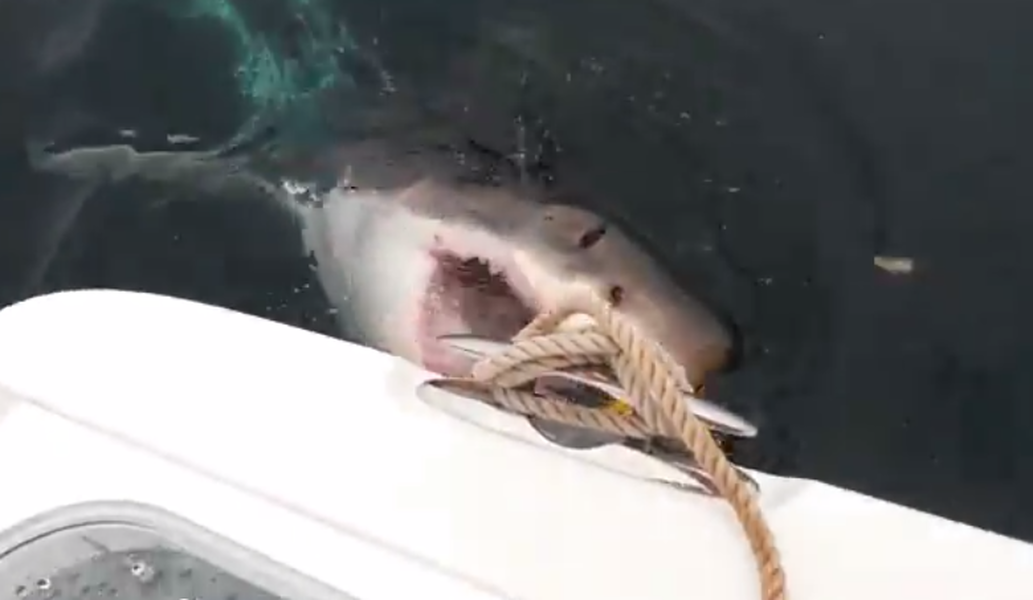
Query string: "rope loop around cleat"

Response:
xmin=457 ymin=288 xmax=787 ymax=600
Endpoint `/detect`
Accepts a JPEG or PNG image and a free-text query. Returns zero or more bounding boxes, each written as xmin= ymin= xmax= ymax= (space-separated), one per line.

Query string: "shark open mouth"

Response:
xmin=417 ymin=248 xmax=538 ymax=375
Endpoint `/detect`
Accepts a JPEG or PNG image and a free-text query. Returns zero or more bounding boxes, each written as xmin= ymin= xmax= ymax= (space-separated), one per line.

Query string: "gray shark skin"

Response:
xmin=27 ymin=130 xmax=733 ymax=389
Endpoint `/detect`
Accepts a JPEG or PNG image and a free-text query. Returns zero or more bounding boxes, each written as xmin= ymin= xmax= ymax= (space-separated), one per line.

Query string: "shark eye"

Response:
xmin=577 ymin=224 xmax=607 ymax=249
xmin=608 ymin=285 xmax=625 ymax=305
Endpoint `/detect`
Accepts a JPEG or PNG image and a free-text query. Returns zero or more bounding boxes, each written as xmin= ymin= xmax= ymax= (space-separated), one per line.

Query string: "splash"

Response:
xmin=148 ymin=0 xmax=383 ymax=152
xmin=184 ymin=0 xmax=350 ymax=110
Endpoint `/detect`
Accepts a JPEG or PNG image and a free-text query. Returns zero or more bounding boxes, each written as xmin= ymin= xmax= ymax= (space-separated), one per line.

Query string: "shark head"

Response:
xmin=24 ymin=127 xmax=735 ymax=390
xmin=303 ymin=175 xmax=733 ymax=388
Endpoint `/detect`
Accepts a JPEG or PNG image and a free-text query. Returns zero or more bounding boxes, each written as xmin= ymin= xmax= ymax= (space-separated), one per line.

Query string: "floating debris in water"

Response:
xmin=167 ymin=134 xmax=201 ymax=145
xmin=874 ymin=256 xmax=915 ymax=274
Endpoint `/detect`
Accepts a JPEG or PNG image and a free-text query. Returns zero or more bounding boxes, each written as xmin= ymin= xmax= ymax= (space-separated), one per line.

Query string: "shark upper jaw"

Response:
xmin=414 ymin=226 xmax=542 ymax=377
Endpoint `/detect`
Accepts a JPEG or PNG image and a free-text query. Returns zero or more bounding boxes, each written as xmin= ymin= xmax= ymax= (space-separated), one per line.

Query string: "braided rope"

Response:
xmin=464 ymin=289 xmax=787 ymax=600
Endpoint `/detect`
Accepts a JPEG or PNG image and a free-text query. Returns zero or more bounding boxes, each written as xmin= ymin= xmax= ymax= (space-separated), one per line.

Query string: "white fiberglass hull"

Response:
xmin=0 ymin=289 xmax=1029 ymax=600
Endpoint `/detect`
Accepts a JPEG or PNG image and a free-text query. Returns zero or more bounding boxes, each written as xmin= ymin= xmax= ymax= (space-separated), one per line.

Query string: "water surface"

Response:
xmin=1 ymin=0 xmax=1032 ymax=541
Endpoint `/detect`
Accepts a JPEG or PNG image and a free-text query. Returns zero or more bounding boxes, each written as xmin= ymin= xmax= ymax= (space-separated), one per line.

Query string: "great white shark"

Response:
xmin=26 ymin=125 xmax=735 ymax=391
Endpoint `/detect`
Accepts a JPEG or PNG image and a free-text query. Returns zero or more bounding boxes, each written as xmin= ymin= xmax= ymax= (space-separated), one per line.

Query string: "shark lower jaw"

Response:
xmin=415 ymin=246 xmax=539 ymax=376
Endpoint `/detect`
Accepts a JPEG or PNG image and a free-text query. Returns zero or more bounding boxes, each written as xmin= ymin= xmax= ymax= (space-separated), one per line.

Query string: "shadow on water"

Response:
xmin=1 ymin=0 xmax=1033 ymax=540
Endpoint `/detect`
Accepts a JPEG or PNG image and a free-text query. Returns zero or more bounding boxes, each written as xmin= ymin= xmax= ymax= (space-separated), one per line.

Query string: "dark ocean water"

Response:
xmin=2 ymin=0 xmax=1033 ymax=542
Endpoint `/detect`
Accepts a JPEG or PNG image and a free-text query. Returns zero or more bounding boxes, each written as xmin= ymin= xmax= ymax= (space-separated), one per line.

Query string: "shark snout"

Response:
xmin=515 ymin=205 xmax=734 ymax=388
